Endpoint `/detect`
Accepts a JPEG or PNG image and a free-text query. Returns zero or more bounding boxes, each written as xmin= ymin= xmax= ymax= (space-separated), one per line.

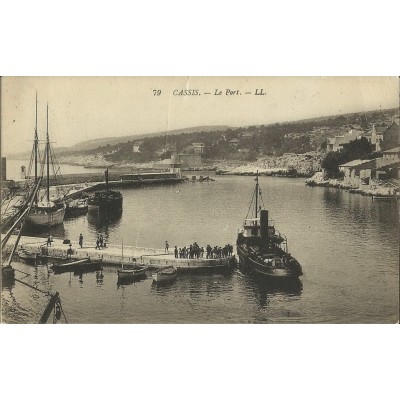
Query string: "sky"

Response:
xmin=1 ymin=76 xmax=399 ymax=156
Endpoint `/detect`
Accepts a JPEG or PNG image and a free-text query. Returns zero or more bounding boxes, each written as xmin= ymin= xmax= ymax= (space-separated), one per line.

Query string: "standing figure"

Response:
xmin=165 ymin=241 xmax=169 ymax=254
xmin=79 ymin=233 xmax=83 ymax=248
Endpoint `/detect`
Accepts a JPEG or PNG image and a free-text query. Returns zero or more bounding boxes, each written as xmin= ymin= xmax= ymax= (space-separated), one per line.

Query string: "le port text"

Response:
xmin=152 ymin=89 xmax=267 ymax=96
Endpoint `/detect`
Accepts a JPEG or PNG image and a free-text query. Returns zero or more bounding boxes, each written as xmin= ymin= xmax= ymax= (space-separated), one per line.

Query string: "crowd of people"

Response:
xmin=172 ymin=242 xmax=234 ymax=259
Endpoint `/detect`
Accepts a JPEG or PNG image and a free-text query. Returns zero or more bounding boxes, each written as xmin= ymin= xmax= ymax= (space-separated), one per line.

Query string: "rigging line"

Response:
xmin=245 ymin=187 xmax=256 ymax=219
xmin=12 ymin=268 xmax=30 ymax=279
xmin=14 ymin=278 xmax=52 ymax=296
xmin=259 ymin=189 xmax=265 ymax=208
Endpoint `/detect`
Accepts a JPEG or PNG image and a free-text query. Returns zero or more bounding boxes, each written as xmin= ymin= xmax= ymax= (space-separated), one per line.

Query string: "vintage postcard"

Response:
xmin=1 ymin=76 xmax=399 ymax=323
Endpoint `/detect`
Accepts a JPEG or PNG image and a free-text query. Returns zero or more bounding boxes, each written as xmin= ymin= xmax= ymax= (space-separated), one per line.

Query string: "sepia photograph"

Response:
xmin=1 ymin=3 xmax=399 ymax=399
xmin=1 ymin=76 xmax=399 ymax=324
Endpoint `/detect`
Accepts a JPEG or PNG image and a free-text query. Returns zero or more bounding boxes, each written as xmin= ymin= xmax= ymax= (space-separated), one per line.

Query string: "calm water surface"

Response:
xmin=2 ymin=171 xmax=399 ymax=323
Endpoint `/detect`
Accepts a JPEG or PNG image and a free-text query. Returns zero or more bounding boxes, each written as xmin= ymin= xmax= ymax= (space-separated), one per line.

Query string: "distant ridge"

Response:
xmin=66 ymin=125 xmax=231 ymax=152
xmin=8 ymin=125 xmax=231 ymax=158
xmin=7 ymin=106 xmax=398 ymax=158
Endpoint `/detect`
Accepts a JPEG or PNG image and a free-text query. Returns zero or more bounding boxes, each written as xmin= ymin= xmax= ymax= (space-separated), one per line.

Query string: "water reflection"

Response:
xmin=117 ymin=273 xmax=147 ymax=288
xmin=22 ymin=222 xmax=66 ymax=238
xmin=151 ymin=277 xmax=178 ymax=293
xmin=87 ymin=209 xmax=122 ymax=231
xmin=96 ymin=270 xmax=104 ymax=285
xmin=167 ymin=270 xmax=235 ymax=300
xmin=238 ymin=266 xmax=303 ymax=309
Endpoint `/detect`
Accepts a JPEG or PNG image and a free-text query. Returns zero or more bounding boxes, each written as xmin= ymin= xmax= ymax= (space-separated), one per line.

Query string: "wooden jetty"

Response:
xmin=3 ymin=235 xmax=236 ymax=271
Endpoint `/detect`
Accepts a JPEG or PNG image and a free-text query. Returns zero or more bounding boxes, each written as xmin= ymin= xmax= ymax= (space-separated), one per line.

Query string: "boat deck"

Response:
xmin=2 ymin=235 xmax=235 ymax=270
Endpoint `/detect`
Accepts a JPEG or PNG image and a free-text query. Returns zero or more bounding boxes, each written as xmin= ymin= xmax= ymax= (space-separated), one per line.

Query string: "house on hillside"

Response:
xmin=178 ymin=154 xmax=202 ymax=168
xmin=326 ymin=129 xmax=364 ymax=152
xmin=339 ymin=159 xmax=377 ymax=186
xmin=382 ymin=147 xmax=400 ymax=162
xmin=365 ymin=122 xmax=399 ymax=151
xmin=192 ymin=142 xmax=205 ymax=155
xmin=240 ymin=132 xmax=254 ymax=139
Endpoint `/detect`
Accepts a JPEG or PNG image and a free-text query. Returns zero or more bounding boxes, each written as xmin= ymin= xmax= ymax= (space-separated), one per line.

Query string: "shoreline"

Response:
xmin=305 ymin=172 xmax=399 ymax=198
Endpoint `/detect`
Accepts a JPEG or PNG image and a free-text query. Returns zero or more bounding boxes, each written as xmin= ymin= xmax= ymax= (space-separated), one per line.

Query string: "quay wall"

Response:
xmin=23 ymin=173 xmax=187 ymax=188
xmin=141 ymin=254 xmax=236 ymax=270
xmin=3 ymin=235 xmax=234 ymax=270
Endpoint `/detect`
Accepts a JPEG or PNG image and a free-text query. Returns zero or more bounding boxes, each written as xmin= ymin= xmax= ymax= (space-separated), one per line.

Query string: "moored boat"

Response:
xmin=51 ymin=258 xmax=102 ymax=274
xmin=26 ymin=102 xmax=66 ymax=227
xmin=372 ymin=194 xmax=397 ymax=201
xmin=65 ymin=198 xmax=88 ymax=217
xmin=116 ymin=239 xmax=147 ymax=279
xmin=152 ymin=266 xmax=178 ymax=282
xmin=117 ymin=265 xmax=148 ymax=279
xmin=87 ymin=169 xmax=122 ymax=212
xmin=18 ymin=249 xmax=39 ymax=263
xmin=26 ymin=201 xmax=66 ymax=227
xmin=236 ymin=172 xmax=303 ymax=282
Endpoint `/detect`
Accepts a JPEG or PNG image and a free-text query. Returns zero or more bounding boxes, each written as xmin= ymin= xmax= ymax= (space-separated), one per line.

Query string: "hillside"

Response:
xmin=9 ymin=107 xmax=399 ymax=162
xmin=61 ymin=125 xmax=231 ymax=153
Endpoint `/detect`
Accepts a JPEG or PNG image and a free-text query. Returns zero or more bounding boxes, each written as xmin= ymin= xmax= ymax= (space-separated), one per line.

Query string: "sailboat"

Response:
xmin=117 ymin=239 xmax=147 ymax=279
xmin=87 ymin=169 xmax=122 ymax=212
xmin=26 ymin=101 xmax=66 ymax=227
xmin=236 ymin=171 xmax=303 ymax=282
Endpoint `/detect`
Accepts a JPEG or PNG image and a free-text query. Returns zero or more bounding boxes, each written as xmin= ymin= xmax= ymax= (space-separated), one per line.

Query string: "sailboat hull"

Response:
xmin=26 ymin=206 xmax=66 ymax=227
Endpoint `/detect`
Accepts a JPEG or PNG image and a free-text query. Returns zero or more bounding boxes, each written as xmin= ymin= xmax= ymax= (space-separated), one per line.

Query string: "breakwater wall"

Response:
xmin=3 ymin=235 xmax=234 ymax=270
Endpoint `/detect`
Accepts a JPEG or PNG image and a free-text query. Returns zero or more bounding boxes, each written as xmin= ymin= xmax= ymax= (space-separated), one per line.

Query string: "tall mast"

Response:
xmin=46 ymin=103 xmax=50 ymax=202
xmin=34 ymin=93 xmax=39 ymax=204
xmin=255 ymin=170 xmax=259 ymax=220
xmin=34 ymin=93 xmax=38 ymax=185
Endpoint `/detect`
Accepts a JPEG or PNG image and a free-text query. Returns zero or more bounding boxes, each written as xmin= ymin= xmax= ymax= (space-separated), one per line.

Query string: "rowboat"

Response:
xmin=372 ymin=195 xmax=397 ymax=201
xmin=117 ymin=265 xmax=148 ymax=279
xmin=51 ymin=258 xmax=102 ymax=274
xmin=18 ymin=249 xmax=39 ymax=263
xmin=116 ymin=238 xmax=148 ymax=279
xmin=152 ymin=266 xmax=178 ymax=282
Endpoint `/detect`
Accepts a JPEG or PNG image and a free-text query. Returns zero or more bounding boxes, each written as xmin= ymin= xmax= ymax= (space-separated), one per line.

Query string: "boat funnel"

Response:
xmin=260 ymin=210 xmax=269 ymax=249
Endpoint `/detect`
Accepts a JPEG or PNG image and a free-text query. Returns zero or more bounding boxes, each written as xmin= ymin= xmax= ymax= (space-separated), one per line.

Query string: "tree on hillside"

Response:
xmin=321 ymin=151 xmax=343 ymax=178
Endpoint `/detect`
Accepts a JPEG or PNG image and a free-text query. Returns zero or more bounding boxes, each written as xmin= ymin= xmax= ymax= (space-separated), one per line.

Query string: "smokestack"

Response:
xmin=260 ymin=210 xmax=269 ymax=251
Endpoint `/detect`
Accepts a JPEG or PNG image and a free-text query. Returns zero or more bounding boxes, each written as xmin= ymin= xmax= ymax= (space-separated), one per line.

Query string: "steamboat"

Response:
xmin=236 ymin=172 xmax=303 ymax=282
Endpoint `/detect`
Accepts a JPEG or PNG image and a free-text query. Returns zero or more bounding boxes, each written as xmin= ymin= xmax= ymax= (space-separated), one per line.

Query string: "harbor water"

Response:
xmin=2 ymin=164 xmax=399 ymax=323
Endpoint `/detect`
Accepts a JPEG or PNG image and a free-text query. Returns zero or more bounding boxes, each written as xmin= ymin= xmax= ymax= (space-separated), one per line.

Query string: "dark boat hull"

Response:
xmin=65 ymin=205 xmax=88 ymax=218
xmin=237 ymin=245 xmax=301 ymax=282
xmin=51 ymin=258 xmax=102 ymax=274
xmin=87 ymin=191 xmax=123 ymax=212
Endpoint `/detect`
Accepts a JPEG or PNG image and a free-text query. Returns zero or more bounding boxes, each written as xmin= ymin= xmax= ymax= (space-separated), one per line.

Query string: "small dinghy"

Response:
xmin=116 ymin=239 xmax=148 ymax=279
xmin=18 ymin=249 xmax=39 ymax=263
xmin=152 ymin=266 xmax=178 ymax=282
xmin=117 ymin=265 xmax=148 ymax=279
